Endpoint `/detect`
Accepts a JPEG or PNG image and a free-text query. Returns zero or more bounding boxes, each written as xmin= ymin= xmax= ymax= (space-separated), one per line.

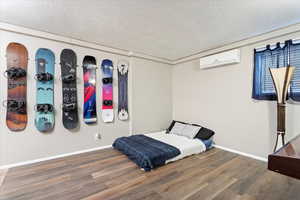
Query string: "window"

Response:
xmin=252 ymin=40 xmax=300 ymax=101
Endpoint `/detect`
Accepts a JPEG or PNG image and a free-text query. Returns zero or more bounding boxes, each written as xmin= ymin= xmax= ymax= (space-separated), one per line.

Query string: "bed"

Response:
xmin=113 ymin=130 xmax=213 ymax=171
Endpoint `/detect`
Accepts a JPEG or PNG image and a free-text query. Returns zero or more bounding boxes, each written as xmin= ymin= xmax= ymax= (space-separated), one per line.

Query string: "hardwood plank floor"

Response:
xmin=0 ymin=148 xmax=300 ymax=200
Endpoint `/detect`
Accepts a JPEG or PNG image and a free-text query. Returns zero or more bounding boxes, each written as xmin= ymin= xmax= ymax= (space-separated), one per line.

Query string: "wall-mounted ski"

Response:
xmin=5 ymin=42 xmax=28 ymax=131
xmin=101 ymin=59 xmax=114 ymax=123
xmin=83 ymin=56 xmax=97 ymax=124
xmin=60 ymin=49 xmax=78 ymax=129
xmin=35 ymin=48 xmax=55 ymax=132
xmin=117 ymin=60 xmax=129 ymax=121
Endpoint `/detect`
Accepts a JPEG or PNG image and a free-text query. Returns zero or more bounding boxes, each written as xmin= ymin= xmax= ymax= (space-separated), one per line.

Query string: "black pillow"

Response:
xmin=194 ymin=127 xmax=215 ymax=140
xmin=191 ymin=123 xmax=201 ymax=127
xmin=166 ymin=120 xmax=187 ymax=133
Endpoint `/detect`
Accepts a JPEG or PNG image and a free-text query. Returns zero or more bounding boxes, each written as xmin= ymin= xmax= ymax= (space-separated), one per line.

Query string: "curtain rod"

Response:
xmin=255 ymin=38 xmax=300 ymax=51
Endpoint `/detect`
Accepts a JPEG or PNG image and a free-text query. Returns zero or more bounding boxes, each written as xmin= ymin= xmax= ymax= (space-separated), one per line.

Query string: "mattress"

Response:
xmin=113 ymin=134 xmax=181 ymax=171
xmin=145 ymin=131 xmax=207 ymax=163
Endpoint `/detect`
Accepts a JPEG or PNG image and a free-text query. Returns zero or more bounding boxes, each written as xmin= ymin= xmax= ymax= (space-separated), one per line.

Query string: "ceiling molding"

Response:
xmin=2 ymin=21 xmax=300 ymax=66
xmin=0 ymin=22 xmax=173 ymax=65
xmin=129 ymin=51 xmax=173 ymax=65
xmin=172 ymin=22 xmax=300 ymax=65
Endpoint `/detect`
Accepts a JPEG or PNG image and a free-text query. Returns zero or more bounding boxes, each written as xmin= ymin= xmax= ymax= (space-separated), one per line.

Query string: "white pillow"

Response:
xmin=177 ymin=124 xmax=201 ymax=139
xmin=169 ymin=122 xmax=186 ymax=135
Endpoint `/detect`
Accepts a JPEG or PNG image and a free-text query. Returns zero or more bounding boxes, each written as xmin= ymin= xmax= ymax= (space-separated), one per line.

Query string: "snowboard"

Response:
xmin=5 ymin=42 xmax=28 ymax=131
xmin=83 ymin=56 xmax=97 ymax=124
xmin=117 ymin=60 xmax=129 ymax=121
xmin=101 ymin=59 xmax=114 ymax=123
xmin=60 ymin=49 xmax=78 ymax=129
xmin=35 ymin=48 xmax=55 ymax=132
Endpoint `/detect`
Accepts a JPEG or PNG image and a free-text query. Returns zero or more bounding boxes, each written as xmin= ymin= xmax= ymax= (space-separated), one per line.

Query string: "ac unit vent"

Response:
xmin=199 ymin=49 xmax=240 ymax=69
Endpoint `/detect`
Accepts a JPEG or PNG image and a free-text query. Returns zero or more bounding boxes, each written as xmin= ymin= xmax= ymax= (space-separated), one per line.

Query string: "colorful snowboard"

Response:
xmin=35 ymin=48 xmax=55 ymax=132
xmin=101 ymin=59 xmax=114 ymax=123
xmin=60 ymin=49 xmax=78 ymax=129
xmin=5 ymin=42 xmax=28 ymax=131
xmin=83 ymin=56 xmax=97 ymax=124
xmin=117 ymin=60 xmax=129 ymax=121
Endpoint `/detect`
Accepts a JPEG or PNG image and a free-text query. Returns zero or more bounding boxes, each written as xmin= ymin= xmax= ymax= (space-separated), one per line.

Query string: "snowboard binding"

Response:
xmin=62 ymin=74 xmax=76 ymax=83
xmin=102 ymin=77 xmax=113 ymax=84
xmin=35 ymin=73 xmax=54 ymax=82
xmin=5 ymin=100 xmax=26 ymax=114
xmin=5 ymin=67 xmax=27 ymax=79
xmin=103 ymin=100 xmax=113 ymax=106
xmin=118 ymin=109 xmax=129 ymax=121
xmin=117 ymin=60 xmax=129 ymax=75
xmin=36 ymin=104 xmax=54 ymax=113
xmin=60 ymin=61 xmax=78 ymax=68
xmin=8 ymin=82 xmax=26 ymax=89
xmin=62 ymin=103 xmax=77 ymax=112
xmin=83 ymin=64 xmax=97 ymax=69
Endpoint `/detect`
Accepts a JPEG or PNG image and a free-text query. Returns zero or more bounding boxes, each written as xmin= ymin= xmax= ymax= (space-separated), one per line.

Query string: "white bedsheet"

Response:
xmin=145 ymin=131 xmax=206 ymax=163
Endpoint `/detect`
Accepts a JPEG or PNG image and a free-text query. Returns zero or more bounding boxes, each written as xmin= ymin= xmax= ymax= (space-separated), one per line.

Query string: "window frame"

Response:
xmin=252 ymin=40 xmax=300 ymax=101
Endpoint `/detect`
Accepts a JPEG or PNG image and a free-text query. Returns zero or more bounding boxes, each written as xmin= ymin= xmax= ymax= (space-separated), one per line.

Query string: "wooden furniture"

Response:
xmin=268 ymin=134 xmax=300 ymax=179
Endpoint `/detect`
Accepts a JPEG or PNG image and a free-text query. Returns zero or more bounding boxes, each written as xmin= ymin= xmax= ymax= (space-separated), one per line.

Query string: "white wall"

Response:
xmin=172 ymin=30 xmax=300 ymax=159
xmin=131 ymin=58 xmax=172 ymax=133
xmin=0 ymin=28 xmax=172 ymax=166
xmin=3 ymin=21 xmax=300 ymax=166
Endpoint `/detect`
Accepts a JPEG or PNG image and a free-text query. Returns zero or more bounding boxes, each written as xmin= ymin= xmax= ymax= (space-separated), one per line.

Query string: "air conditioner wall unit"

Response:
xmin=199 ymin=49 xmax=240 ymax=69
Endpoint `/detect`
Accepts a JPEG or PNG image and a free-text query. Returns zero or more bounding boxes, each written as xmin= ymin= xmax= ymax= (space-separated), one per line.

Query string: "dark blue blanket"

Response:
xmin=113 ymin=135 xmax=180 ymax=171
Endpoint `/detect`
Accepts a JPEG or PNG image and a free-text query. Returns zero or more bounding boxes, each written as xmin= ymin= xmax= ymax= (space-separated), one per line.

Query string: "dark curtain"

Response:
xmin=252 ymin=40 xmax=300 ymax=101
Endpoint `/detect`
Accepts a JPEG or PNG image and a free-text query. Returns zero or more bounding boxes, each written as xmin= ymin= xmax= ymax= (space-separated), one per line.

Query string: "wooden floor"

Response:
xmin=1 ymin=148 xmax=300 ymax=200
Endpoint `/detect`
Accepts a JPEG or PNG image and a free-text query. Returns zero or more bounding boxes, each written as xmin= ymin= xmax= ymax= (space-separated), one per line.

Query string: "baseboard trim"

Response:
xmin=0 ymin=144 xmax=267 ymax=169
xmin=214 ymin=144 xmax=268 ymax=162
xmin=0 ymin=145 xmax=112 ymax=170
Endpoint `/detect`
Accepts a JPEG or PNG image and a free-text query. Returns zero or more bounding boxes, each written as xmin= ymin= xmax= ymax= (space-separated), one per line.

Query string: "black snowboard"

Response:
xmin=60 ymin=49 xmax=78 ymax=129
xmin=117 ymin=60 xmax=129 ymax=121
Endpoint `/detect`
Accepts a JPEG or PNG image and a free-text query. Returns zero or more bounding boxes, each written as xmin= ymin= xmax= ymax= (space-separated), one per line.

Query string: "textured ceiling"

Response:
xmin=1 ymin=0 xmax=300 ymax=60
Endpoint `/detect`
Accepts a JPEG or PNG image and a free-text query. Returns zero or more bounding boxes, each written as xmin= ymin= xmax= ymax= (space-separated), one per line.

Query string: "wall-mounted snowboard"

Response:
xmin=35 ymin=48 xmax=55 ymax=132
xmin=5 ymin=42 xmax=28 ymax=131
xmin=83 ymin=56 xmax=97 ymax=124
xmin=117 ymin=60 xmax=129 ymax=121
xmin=60 ymin=49 xmax=78 ymax=129
xmin=101 ymin=59 xmax=114 ymax=123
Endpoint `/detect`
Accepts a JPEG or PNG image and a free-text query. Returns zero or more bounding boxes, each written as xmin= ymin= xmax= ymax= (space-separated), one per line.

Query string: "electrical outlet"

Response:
xmin=95 ymin=133 xmax=101 ymax=140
